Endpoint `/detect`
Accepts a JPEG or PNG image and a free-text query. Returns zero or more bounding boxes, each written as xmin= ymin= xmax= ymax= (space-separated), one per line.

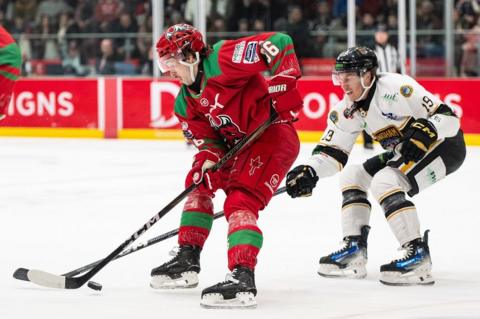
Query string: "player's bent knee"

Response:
xmin=371 ymin=167 xmax=405 ymax=203
xmin=224 ymin=189 xmax=262 ymax=221
xmin=340 ymin=164 xmax=372 ymax=191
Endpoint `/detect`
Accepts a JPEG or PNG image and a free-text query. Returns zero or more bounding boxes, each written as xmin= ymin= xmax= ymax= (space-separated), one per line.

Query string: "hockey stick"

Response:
xmin=15 ymin=111 xmax=278 ymax=289
xmin=13 ymin=187 xmax=287 ymax=284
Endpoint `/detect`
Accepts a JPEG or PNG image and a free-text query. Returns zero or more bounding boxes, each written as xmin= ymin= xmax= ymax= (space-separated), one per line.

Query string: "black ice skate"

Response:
xmin=150 ymin=245 xmax=201 ymax=289
xmin=200 ymin=266 xmax=257 ymax=309
xmin=380 ymin=230 xmax=434 ymax=286
xmin=317 ymin=225 xmax=370 ymax=279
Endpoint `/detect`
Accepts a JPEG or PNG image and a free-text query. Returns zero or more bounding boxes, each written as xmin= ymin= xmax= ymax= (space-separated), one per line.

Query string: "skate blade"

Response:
xmin=380 ymin=270 xmax=435 ymax=286
xmin=200 ymin=292 xmax=257 ymax=309
xmin=150 ymin=271 xmax=199 ymax=289
xmin=318 ymin=263 xmax=367 ymax=279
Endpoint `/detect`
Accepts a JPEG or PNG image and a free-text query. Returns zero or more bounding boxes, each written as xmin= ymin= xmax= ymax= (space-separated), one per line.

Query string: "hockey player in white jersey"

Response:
xmin=286 ymin=47 xmax=466 ymax=285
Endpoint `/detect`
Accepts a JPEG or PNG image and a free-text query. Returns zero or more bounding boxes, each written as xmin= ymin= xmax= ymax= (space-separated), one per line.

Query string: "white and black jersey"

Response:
xmin=375 ymin=43 xmax=405 ymax=74
xmin=305 ymin=72 xmax=463 ymax=189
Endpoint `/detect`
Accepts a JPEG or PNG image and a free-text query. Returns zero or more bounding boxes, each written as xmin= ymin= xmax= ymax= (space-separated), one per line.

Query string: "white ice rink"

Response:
xmin=2 ymin=137 xmax=479 ymax=319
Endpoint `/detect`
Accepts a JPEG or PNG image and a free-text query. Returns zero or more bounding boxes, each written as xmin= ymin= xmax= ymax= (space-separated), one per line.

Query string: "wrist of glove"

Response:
xmin=286 ymin=165 xmax=319 ymax=198
xmin=185 ymin=150 xmax=223 ymax=196
xmin=267 ymin=74 xmax=303 ymax=121
xmin=400 ymin=118 xmax=438 ymax=163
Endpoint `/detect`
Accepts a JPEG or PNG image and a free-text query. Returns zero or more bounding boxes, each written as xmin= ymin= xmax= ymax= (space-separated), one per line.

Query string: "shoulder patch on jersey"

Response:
xmin=329 ymin=110 xmax=339 ymax=124
xmin=400 ymin=85 xmax=413 ymax=98
xmin=232 ymin=41 xmax=245 ymax=63
xmin=243 ymin=41 xmax=260 ymax=63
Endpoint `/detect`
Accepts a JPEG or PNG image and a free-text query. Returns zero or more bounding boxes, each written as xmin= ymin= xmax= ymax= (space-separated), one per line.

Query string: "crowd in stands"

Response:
xmin=0 ymin=0 xmax=477 ymax=76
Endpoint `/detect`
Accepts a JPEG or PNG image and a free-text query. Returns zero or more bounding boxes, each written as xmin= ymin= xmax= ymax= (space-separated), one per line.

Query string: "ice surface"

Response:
xmin=2 ymin=138 xmax=479 ymax=318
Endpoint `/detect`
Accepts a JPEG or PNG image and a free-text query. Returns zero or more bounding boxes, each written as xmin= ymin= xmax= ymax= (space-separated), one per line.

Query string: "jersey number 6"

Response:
xmin=261 ymin=41 xmax=279 ymax=63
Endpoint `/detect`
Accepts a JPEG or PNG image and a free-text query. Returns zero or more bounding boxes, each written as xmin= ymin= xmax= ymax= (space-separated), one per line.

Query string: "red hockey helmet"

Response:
xmin=156 ymin=24 xmax=205 ymax=73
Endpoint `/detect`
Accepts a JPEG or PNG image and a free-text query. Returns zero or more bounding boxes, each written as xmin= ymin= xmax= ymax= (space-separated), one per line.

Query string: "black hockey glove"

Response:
xmin=400 ymin=118 xmax=438 ymax=163
xmin=286 ymin=165 xmax=319 ymax=198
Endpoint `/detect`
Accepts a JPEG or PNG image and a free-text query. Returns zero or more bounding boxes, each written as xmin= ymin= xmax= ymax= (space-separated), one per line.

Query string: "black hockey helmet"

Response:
xmin=335 ymin=47 xmax=378 ymax=74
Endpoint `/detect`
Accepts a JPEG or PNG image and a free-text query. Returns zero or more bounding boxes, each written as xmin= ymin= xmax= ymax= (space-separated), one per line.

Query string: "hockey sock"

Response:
xmin=178 ymin=192 xmax=214 ymax=248
xmin=380 ymin=191 xmax=421 ymax=245
xmin=227 ymin=210 xmax=263 ymax=270
xmin=341 ymin=188 xmax=371 ymax=237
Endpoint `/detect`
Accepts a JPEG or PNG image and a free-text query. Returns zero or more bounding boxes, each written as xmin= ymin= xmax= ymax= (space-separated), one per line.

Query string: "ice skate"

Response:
xmin=380 ymin=230 xmax=434 ymax=286
xmin=150 ymin=245 xmax=201 ymax=289
xmin=318 ymin=225 xmax=370 ymax=279
xmin=200 ymin=266 xmax=257 ymax=309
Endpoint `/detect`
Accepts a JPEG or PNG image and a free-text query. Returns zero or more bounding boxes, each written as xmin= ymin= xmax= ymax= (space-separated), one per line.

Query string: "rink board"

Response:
xmin=1 ymin=77 xmax=480 ymax=145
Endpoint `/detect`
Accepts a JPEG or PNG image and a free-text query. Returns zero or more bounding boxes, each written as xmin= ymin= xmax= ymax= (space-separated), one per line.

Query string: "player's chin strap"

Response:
xmin=179 ymin=52 xmax=200 ymax=83
xmin=355 ymin=72 xmax=376 ymax=102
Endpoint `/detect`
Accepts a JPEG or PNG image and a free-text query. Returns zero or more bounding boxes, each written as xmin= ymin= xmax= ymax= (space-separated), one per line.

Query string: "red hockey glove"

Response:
xmin=185 ymin=150 xmax=222 ymax=196
xmin=267 ymin=74 xmax=303 ymax=121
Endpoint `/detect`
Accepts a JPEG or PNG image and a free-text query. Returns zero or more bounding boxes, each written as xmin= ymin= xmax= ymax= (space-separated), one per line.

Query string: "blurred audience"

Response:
xmin=0 ymin=0 xmax=477 ymax=76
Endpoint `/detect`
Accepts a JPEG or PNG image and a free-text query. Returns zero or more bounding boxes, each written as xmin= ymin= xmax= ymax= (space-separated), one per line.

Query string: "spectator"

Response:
xmin=63 ymin=40 xmax=87 ymax=75
xmin=111 ymin=12 xmax=139 ymax=60
xmin=33 ymin=15 xmax=60 ymax=60
xmin=11 ymin=0 xmax=38 ymax=24
xmin=286 ymin=5 xmax=313 ymax=57
xmin=358 ymin=12 xmax=376 ymax=49
xmin=35 ymin=0 xmax=71 ymax=25
xmin=138 ymin=45 xmax=153 ymax=75
xmin=460 ymin=28 xmax=480 ymax=76
xmin=96 ymin=38 xmax=118 ymax=74
xmin=311 ymin=0 xmax=332 ymax=31
xmin=136 ymin=14 xmax=152 ymax=66
xmin=95 ymin=0 xmax=124 ymax=32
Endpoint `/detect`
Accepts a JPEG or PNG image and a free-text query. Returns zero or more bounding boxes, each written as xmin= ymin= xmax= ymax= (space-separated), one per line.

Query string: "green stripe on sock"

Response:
xmin=180 ymin=211 xmax=213 ymax=230
xmin=228 ymin=229 xmax=263 ymax=249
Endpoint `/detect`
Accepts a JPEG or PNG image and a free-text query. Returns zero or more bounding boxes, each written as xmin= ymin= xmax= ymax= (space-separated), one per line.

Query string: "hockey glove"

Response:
xmin=267 ymin=74 xmax=303 ymax=121
xmin=185 ymin=150 xmax=223 ymax=197
xmin=400 ymin=118 xmax=438 ymax=163
xmin=286 ymin=165 xmax=319 ymax=198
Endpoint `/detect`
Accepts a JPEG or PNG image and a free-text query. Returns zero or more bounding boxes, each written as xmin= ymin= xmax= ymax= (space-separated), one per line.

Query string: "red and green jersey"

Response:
xmin=174 ymin=32 xmax=301 ymax=156
xmin=0 ymin=26 xmax=21 ymax=117
xmin=0 ymin=26 xmax=21 ymax=82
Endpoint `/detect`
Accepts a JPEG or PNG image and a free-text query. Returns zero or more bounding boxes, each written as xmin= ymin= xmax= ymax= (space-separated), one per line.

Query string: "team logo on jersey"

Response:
xmin=200 ymin=98 xmax=209 ymax=107
xmin=244 ymin=41 xmax=260 ymax=63
xmin=207 ymin=93 xmax=225 ymax=113
xmin=372 ymin=125 xmax=402 ymax=150
xmin=206 ymin=114 xmax=246 ymax=145
xmin=249 ymin=156 xmax=263 ymax=176
xmin=232 ymin=41 xmax=246 ymax=63
xmin=400 ymin=85 xmax=414 ymax=98
xmin=329 ymin=110 xmax=339 ymax=124
xmin=382 ymin=93 xmax=399 ymax=104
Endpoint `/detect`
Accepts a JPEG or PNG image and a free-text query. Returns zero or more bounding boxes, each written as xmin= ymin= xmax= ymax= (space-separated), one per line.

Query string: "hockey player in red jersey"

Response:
xmin=150 ymin=24 xmax=303 ymax=308
xmin=0 ymin=26 xmax=21 ymax=121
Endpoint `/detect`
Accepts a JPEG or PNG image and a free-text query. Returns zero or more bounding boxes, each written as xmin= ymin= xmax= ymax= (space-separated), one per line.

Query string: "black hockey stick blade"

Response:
xmin=13 ymin=268 xmax=29 ymax=281
xmin=13 ymin=188 xmax=288 ymax=284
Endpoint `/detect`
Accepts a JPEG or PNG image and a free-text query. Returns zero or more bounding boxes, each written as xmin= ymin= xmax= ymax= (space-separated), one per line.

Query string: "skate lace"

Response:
xmin=330 ymin=239 xmax=352 ymax=255
xmin=218 ymin=271 xmax=240 ymax=285
xmin=393 ymin=244 xmax=414 ymax=262
xmin=169 ymin=245 xmax=180 ymax=256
